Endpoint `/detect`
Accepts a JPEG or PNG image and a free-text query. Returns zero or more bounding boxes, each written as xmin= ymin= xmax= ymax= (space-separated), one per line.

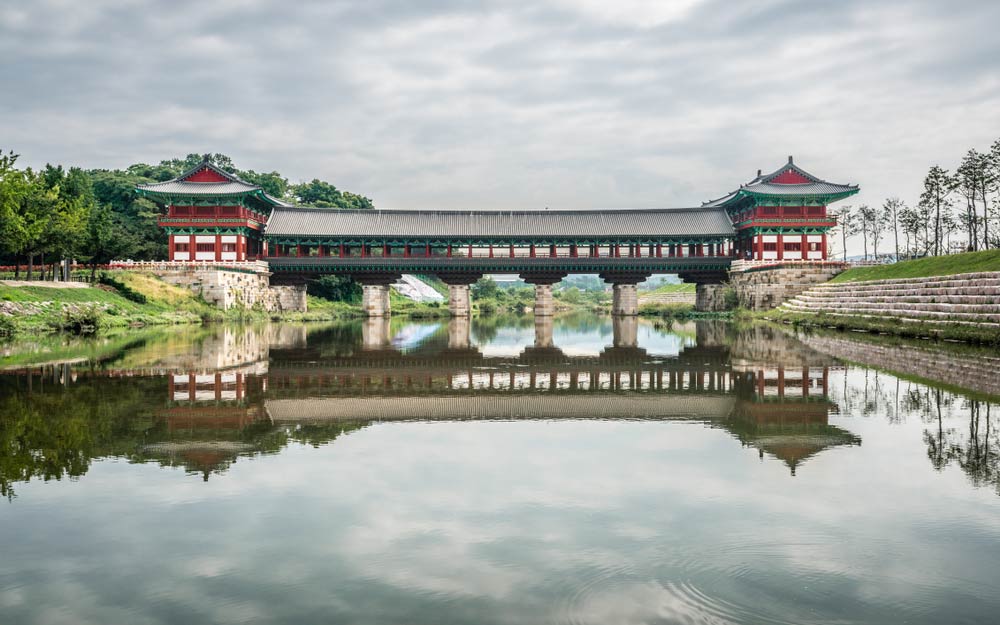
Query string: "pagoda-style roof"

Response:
xmin=136 ymin=158 xmax=290 ymax=207
xmin=704 ymin=156 xmax=858 ymax=208
xmin=264 ymin=206 xmax=735 ymax=240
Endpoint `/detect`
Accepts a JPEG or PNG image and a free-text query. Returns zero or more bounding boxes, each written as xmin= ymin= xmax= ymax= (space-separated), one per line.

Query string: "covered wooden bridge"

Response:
xmin=263 ymin=206 xmax=736 ymax=316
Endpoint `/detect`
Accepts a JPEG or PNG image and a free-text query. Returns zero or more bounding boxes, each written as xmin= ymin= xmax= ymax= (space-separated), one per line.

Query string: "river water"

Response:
xmin=1 ymin=316 xmax=998 ymax=625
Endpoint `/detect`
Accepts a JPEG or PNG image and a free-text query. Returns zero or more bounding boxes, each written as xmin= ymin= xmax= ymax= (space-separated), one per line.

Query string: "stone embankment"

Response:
xmin=730 ymin=261 xmax=846 ymax=310
xmin=639 ymin=292 xmax=696 ymax=306
xmin=799 ymin=332 xmax=1000 ymax=398
xmin=781 ymin=271 xmax=1000 ymax=326
xmin=152 ymin=263 xmax=307 ymax=312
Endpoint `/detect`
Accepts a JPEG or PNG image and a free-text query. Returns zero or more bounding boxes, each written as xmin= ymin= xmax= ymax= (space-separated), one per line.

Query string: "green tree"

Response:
xmin=472 ymin=276 xmax=500 ymax=299
xmin=294 ymin=179 xmax=344 ymax=207
xmin=833 ymin=205 xmax=858 ymax=261
xmin=0 ymin=150 xmax=32 ymax=276
xmin=920 ymin=165 xmax=954 ymax=256
xmin=883 ymin=197 xmax=905 ymax=259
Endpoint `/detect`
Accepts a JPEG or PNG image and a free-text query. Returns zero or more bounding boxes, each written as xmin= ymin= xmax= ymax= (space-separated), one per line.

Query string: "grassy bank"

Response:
xmin=762 ymin=309 xmax=1000 ymax=345
xmin=830 ymin=249 xmax=1000 ymax=282
xmin=0 ymin=272 xmax=366 ymax=337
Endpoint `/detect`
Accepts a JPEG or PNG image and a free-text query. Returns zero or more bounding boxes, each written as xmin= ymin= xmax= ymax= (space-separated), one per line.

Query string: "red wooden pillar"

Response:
xmin=447 ymin=244 xmax=452 ymax=258
xmin=425 ymin=243 xmax=431 ymax=257
xmin=777 ymin=234 xmax=783 ymax=260
xmin=215 ymin=235 xmax=222 ymax=261
xmin=168 ymin=235 xmax=176 ymax=261
xmin=550 ymin=244 xmax=557 ymax=258
xmin=468 ymin=244 xmax=473 ymax=258
xmin=756 ymin=235 xmax=763 ymax=260
xmin=382 ymin=243 xmax=388 ymax=256
xmin=614 ymin=244 xmax=620 ymax=258
xmin=360 ymin=244 xmax=367 ymax=258
xmin=570 ymin=244 xmax=578 ymax=258
xmin=593 ymin=244 xmax=600 ymax=258
xmin=510 ymin=244 xmax=515 ymax=258
xmin=404 ymin=244 xmax=411 ymax=258
xmin=263 ymin=239 xmax=269 ymax=257
xmin=489 ymin=244 xmax=494 ymax=258
xmin=530 ymin=244 xmax=536 ymax=258
xmin=339 ymin=243 xmax=345 ymax=257
xmin=821 ymin=234 xmax=827 ymax=260
xmin=802 ymin=233 xmax=808 ymax=260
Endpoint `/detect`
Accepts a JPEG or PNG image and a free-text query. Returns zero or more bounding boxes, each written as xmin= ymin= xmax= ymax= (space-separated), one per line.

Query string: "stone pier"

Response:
xmin=438 ymin=273 xmax=481 ymax=318
xmin=362 ymin=284 xmax=391 ymax=317
xmin=533 ymin=284 xmax=554 ymax=317
xmin=695 ymin=283 xmax=730 ymax=312
xmin=612 ymin=283 xmax=639 ymax=316
xmin=448 ymin=284 xmax=471 ymax=317
xmin=599 ymin=272 xmax=649 ymax=317
xmin=521 ymin=273 xmax=566 ymax=318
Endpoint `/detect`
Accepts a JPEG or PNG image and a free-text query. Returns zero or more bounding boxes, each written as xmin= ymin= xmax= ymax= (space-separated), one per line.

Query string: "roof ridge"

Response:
xmin=175 ymin=157 xmax=255 ymax=186
xmin=757 ymin=156 xmax=825 ymax=185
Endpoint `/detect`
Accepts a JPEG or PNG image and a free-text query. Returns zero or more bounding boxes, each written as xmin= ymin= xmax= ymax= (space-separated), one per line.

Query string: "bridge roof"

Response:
xmin=265 ymin=206 xmax=735 ymax=239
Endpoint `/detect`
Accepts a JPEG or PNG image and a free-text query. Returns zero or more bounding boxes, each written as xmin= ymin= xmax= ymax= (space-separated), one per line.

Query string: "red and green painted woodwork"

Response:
xmin=262 ymin=236 xmax=734 ymax=278
xmin=137 ymin=163 xmax=285 ymax=262
xmin=152 ymin=201 xmax=269 ymax=261
xmin=718 ymin=192 xmax=856 ymax=261
xmin=160 ymin=225 xmax=264 ymax=262
xmin=263 ymin=236 xmax=732 ymax=262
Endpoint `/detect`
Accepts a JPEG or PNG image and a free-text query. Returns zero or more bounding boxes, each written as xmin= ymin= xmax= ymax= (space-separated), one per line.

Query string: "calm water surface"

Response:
xmin=1 ymin=316 xmax=999 ymax=625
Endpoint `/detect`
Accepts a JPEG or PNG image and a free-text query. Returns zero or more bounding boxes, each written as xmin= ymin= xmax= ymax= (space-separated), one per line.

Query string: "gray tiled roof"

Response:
xmin=137 ymin=179 xmax=262 ymax=195
xmin=264 ymin=207 xmax=735 ymax=239
xmin=136 ymin=160 xmax=292 ymax=206
xmin=704 ymin=157 xmax=858 ymax=207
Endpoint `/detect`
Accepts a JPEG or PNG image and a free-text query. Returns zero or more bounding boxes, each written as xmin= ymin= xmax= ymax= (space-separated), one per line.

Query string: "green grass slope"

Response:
xmin=830 ymin=250 xmax=1000 ymax=283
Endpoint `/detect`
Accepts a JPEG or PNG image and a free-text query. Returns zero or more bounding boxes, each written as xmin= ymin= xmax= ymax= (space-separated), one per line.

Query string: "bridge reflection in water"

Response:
xmin=146 ymin=318 xmax=859 ymax=479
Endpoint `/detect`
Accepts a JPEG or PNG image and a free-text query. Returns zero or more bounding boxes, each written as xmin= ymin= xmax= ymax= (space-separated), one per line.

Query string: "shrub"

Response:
xmin=55 ymin=305 xmax=104 ymax=334
xmin=0 ymin=315 xmax=16 ymax=337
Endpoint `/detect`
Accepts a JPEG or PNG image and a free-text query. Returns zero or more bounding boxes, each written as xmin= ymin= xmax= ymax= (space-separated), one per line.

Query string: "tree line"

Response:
xmin=833 ymin=138 xmax=1000 ymax=260
xmin=0 ymin=152 xmax=373 ymax=279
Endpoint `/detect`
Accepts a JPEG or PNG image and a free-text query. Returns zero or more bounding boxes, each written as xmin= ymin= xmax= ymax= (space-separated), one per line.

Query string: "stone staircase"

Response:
xmin=780 ymin=271 xmax=1000 ymax=326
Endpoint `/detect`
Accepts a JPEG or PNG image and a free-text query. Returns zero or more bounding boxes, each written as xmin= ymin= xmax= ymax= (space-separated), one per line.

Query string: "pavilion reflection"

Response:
xmin=0 ymin=318 xmax=901 ymax=497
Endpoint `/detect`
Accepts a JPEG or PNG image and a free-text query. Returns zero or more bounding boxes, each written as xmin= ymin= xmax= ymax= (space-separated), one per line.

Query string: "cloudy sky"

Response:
xmin=2 ymin=0 xmax=998 ymax=226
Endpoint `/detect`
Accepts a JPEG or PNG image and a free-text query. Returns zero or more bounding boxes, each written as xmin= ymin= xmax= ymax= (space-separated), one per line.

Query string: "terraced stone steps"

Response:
xmin=780 ymin=271 xmax=1000 ymax=326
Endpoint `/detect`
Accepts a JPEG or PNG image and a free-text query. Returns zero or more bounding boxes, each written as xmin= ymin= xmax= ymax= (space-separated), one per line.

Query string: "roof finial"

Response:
xmin=757 ymin=169 xmax=762 ymax=177
xmin=201 ymin=153 xmax=212 ymax=164
xmin=788 ymin=155 xmax=794 ymax=164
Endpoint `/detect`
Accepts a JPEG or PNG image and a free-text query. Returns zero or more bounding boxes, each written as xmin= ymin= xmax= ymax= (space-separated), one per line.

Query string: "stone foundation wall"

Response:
xmin=695 ymin=284 xmax=730 ymax=312
xmin=730 ymin=261 xmax=846 ymax=311
xmin=154 ymin=265 xmax=307 ymax=313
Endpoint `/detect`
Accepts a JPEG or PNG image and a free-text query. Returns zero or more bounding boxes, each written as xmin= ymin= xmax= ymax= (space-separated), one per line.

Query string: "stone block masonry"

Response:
xmin=729 ymin=261 xmax=846 ymax=311
xmin=781 ymin=271 xmax=1000 ymax=325
xmin=151 ymin=262 xmax=307 ymax=313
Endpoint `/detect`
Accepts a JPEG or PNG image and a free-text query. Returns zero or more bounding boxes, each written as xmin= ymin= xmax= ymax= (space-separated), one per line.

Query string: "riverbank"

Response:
xmin=764 ymin=251 xmax=1000 ymax=346
xmin=761 ymin=309 xmax=1000 ymax=345
xmin=0 ymin=274 xmax=364 ymax=337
